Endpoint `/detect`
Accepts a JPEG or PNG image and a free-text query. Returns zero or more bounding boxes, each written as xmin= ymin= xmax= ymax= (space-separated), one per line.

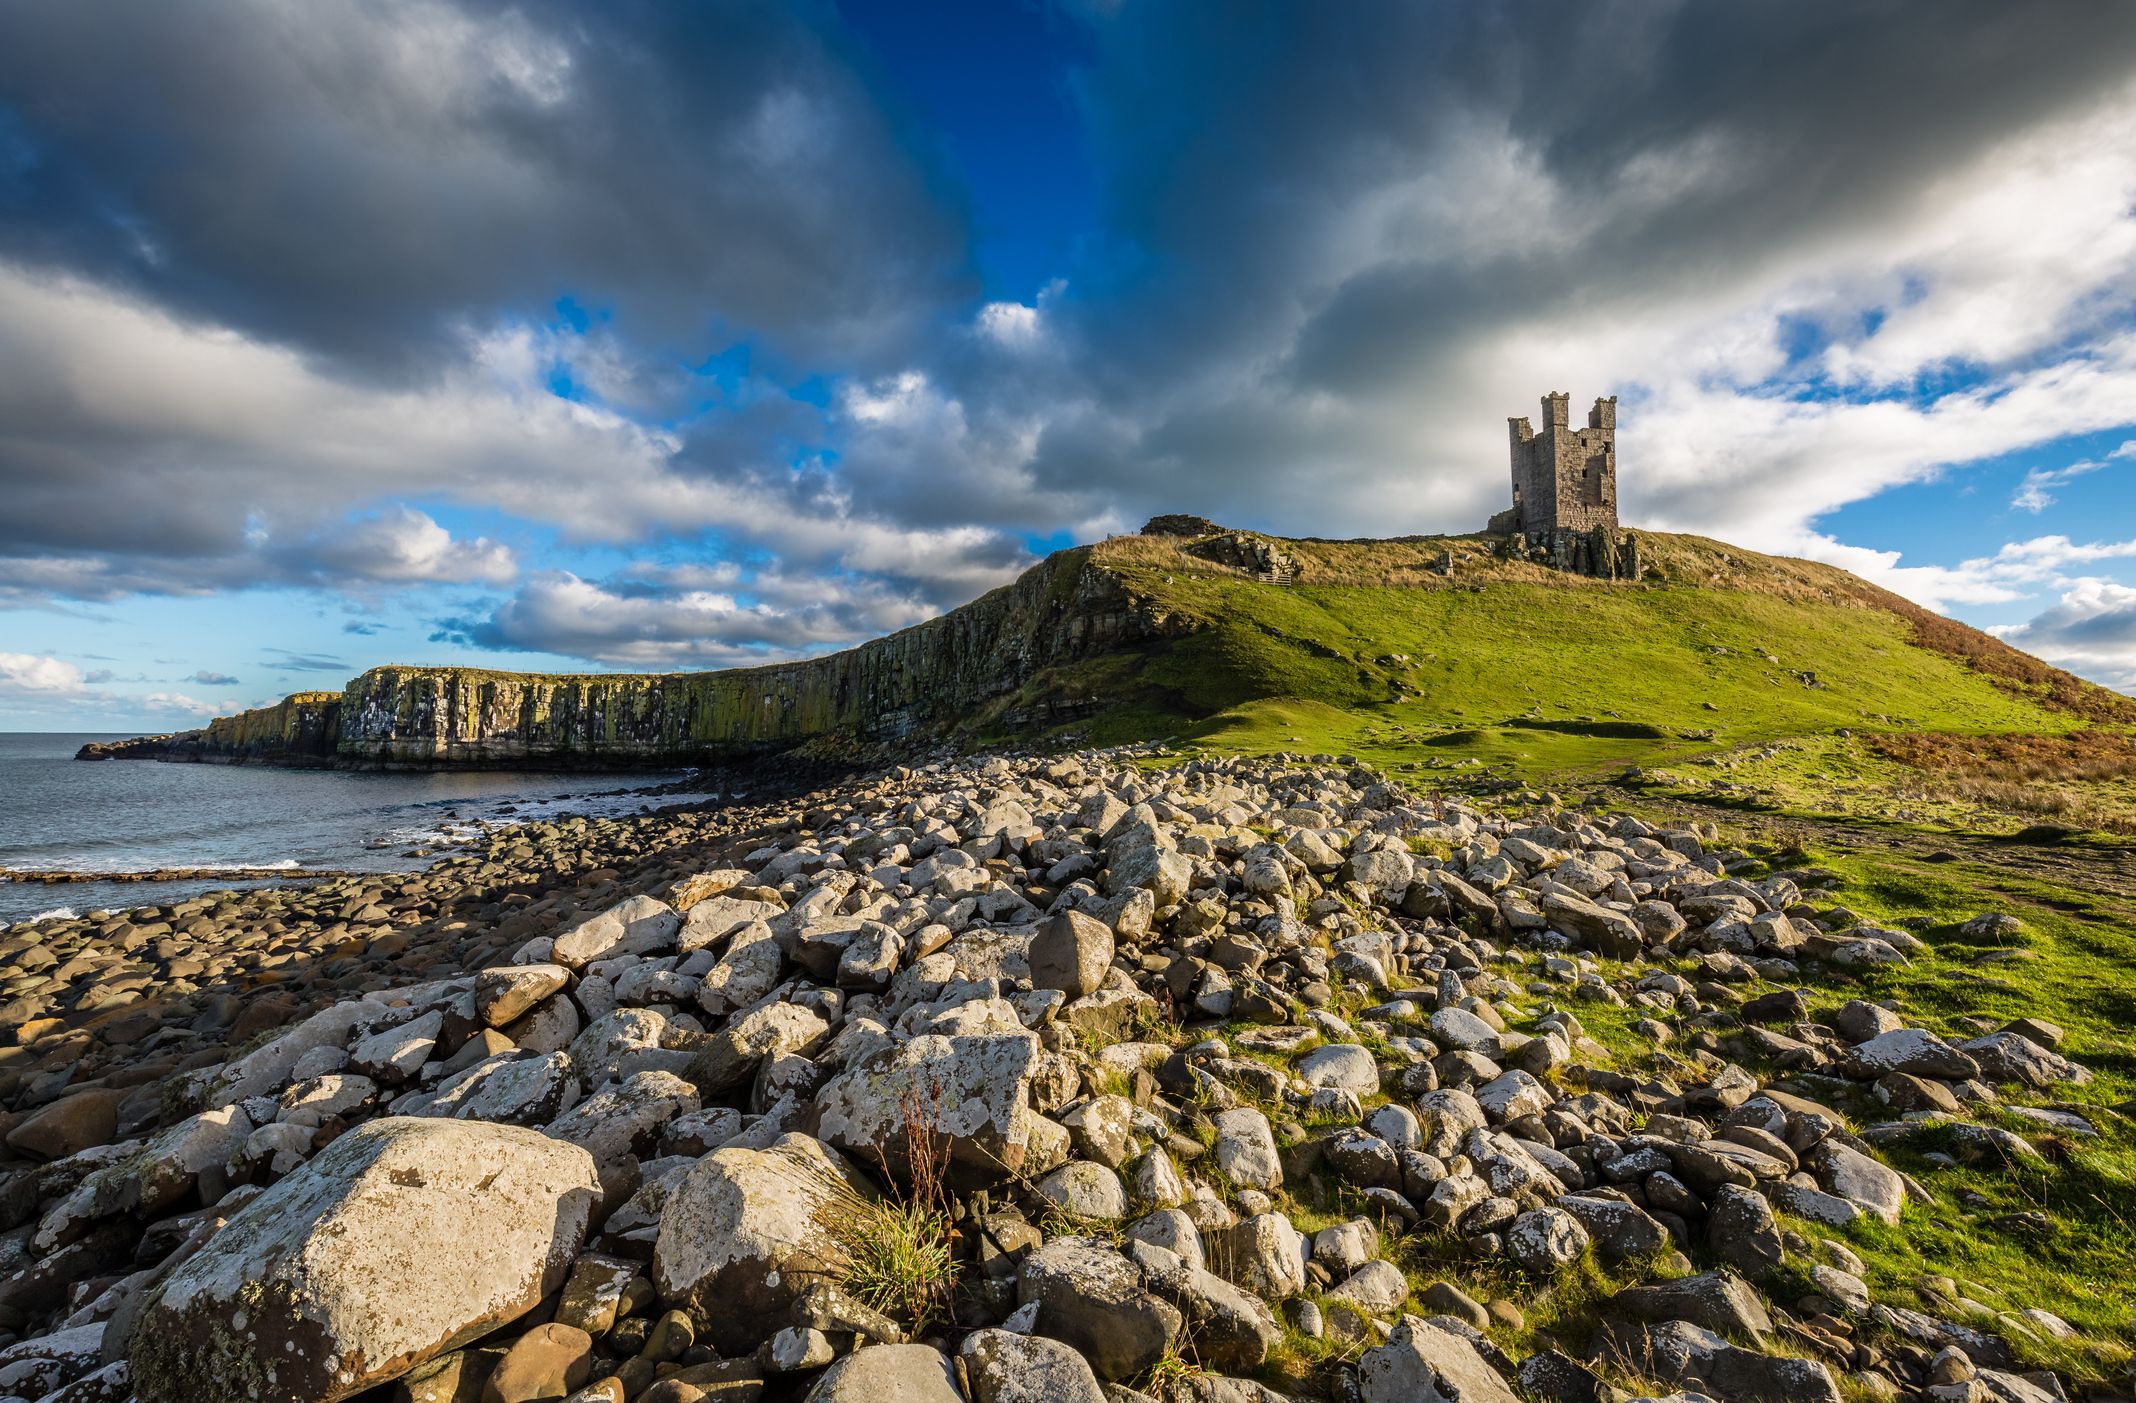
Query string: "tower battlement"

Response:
xmin=1487 ymin=391 xmax=1636 ymax=578
xmin=1496 ymin=392 xmax=1617 ymax=534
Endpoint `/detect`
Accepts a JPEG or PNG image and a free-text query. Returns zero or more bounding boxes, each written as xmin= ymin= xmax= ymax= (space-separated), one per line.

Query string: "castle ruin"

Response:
xmin=1487 ymin=391 xmax=1640 ymax=579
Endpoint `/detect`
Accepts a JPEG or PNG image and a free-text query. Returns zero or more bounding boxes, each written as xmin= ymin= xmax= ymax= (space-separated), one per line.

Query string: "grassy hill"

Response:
xmin=1019 ymin=528 xmax=2136 ymax=837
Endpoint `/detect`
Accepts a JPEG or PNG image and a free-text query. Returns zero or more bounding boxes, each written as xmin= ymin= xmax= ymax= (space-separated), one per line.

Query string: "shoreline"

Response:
xmin=3 ymin=741 xmax=2115 ymax=1403
xmin=1 ymin=864 xmax=357 ymax=886
xmin=0 ymin=756 xmax=751 ymax=925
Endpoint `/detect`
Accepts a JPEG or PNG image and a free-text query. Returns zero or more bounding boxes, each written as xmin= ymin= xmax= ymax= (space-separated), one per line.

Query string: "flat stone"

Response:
xmin=131 ymin=1118 xmax=600 ymax=1403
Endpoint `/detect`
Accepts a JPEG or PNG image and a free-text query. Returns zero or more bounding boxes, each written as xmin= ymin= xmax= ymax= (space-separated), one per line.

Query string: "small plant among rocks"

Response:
xmin=822 ymin=1080 xmax=960 ymax=1333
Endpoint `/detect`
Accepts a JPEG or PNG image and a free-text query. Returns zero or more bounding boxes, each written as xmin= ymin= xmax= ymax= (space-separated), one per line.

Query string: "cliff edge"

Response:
xmin=78 ymin=546 xmax=1172 ymax=770
xmin=78 ymin=524 xmax=2133 ymax=773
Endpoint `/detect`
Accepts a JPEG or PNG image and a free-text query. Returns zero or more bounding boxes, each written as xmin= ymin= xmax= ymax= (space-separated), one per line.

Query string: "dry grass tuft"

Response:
xmin=820 ymin=1080 xmax=960 ymax=1333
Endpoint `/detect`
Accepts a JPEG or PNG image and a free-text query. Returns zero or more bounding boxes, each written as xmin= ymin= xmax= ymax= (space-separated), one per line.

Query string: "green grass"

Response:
xmin=1066 ymin=531 xmax=2136 ymax=1387
xmin=1630 ymin=825 xmax=2136 ymax=1381
xmin=1059 ymin=535 xmax=2097 ymax=816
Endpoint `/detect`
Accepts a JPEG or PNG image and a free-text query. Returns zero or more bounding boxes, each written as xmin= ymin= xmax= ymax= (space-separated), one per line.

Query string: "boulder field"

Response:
xmin=0 ymin=749 xmax=2105 ymax=1403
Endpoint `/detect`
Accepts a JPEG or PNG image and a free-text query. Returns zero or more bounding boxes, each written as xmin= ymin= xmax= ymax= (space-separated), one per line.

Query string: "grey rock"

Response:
xmin=1020 ymin=1237 xmax=1183 ymax=1381
xmin=130 ymin=1119 xmax=598 ymax=1403
xmin=1604 ymin=1319 xmax=1843 ymax=1403
xmin=802 ymin=1345 xmax=962 ymax=1403
xmin=1706 ymin=1184 xmax=1785 ymax=1278
xmin=1358 ymin=1317 xmax=1521 ymax=1403
xmin=1213 ymin=1107 xmax=1282 ymax=1190
xmin=652 ymin=1132 xmax=864 ymax=1354
xmin=1554 ymin=1195 xmax=1668 ymax=1260
xmin=1031 ymin=912 xmax=1116 ymax=999
xmin=1609 ymin=1270 xmax=1773 ymax=1342
xmin=961 ymin=1327 xmax=1106 ymax=1403
xmin=1505 ymin=1207 xmax=1589 ymax=1273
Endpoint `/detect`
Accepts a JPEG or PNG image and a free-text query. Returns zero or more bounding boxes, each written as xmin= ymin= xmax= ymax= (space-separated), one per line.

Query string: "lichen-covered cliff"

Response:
xmin=79 ymin=547 xmax=1182 ymax=770
xmin=78 ymin=693 xmax=345 ymax=765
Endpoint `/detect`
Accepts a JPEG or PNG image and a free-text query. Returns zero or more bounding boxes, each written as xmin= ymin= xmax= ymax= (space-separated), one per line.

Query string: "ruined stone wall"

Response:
xmin=1504 ymin=393 xmax=1617 ymax=534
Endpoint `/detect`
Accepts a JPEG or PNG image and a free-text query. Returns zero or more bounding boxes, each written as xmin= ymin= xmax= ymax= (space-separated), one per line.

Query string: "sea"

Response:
xmin=0 ymin=732 xmax=715 ymax=926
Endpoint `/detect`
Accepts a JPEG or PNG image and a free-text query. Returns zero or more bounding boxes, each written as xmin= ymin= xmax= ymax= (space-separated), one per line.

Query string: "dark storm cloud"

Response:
xmin=7 ymin=0 xmax=2136 ymax=675
xmin=0 ymin=0 xmax=972 ymax=376
xmin=1000 ymin=0 xmax=2136 ymax=449
xmin=1263 ymin=0 xmax=2136 ymax=398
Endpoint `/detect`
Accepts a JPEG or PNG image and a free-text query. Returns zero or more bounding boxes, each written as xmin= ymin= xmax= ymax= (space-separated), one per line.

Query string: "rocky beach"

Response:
xmin=0 ymin=746 xmax=2113 ymax=1403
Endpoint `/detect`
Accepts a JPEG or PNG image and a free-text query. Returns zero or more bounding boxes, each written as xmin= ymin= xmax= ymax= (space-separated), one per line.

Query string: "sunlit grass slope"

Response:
xmin=1012 ymin=529 xmax=2134 ymax=833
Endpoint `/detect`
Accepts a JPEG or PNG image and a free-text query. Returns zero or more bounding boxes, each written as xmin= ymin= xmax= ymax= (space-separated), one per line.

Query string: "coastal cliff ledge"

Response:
xmin=79 ymin=547 xmax=1179 ymax=771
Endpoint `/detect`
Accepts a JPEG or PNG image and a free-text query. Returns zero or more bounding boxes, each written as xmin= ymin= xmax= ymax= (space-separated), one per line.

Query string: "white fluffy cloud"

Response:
xmin=1995 ymin=580 xmax=2136 ymax=689
xmin=0 ymin=652 xmax=88 ymax=696
xmin=0 ymin=653 xmax=229 ymax=716
xmin=300 ymin=509 xmax=516 ymax=586
xmin=0 ymin=264 xmax=1027 ymax=606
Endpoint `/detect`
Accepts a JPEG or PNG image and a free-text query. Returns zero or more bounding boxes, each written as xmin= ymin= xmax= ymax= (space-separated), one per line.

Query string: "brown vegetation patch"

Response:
xmin=1873 ymin=729 xmax=2136 ymax=782
xmin=1873 ymin=730 xmax=2136 ymax=834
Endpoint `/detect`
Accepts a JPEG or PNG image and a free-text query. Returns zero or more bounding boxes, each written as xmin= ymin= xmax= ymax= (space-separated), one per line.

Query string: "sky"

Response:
xmin=4 ymin=0 xmax=2136 ymax=729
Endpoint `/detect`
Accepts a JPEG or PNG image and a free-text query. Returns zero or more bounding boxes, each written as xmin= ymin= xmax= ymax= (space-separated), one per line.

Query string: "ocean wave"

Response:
xmin=0 ymin=858 xmax=305 ymax=877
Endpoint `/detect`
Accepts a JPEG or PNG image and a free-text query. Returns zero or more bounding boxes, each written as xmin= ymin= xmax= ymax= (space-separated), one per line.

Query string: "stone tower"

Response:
xmin=1494 ymin=392 xmax=1617 ymax=534
xmin=1487 ymin=392 xmax=1638 ymax=579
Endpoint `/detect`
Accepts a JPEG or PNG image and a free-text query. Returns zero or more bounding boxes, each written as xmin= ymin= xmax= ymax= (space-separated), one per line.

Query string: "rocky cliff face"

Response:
xmin=78 ymin=693 xmax=344 ymax=765
xmin=81 ymin=548 xmax=1178 ymax=770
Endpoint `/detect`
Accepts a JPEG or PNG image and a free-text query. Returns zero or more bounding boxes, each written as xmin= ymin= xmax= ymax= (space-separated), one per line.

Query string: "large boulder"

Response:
xmin=811 ymin=1029 xmax=1072 ymax=1183
xmin=475 ymin=965 xmax=571 ymax=1028
xmin=1603 ymin=1319 xmax=1844 ymax=1403
xmin=1540 ymin=891 xmax=1644 ymax=957
xmin=1838 ymin=1029 xmax=1980 ymax=1082
xmin=130 ymin=1119 xmax=599 ymax=1403
xmin=35 ymin=1105 xmax=255 ymax=1253
xmin=1297 ymin=1044 xmax=1381 ymax=1094
xmin=1358 ymin=1317 xmax=1521 ymax=1403
xmin=1957 ymin=1032 xmax=2091 ymax=1087
xmin=1609 ymin=1270 xmax=1772 ymax=1342
xmin=1018 ymin=1237 xmax=1183 ymax=1381
xmin=1105 ymin=837 xmax=1191 ymax=914
xmin=1554 ymin=1195 xmax=1668 ymax=1260
xmin=1212 ymin=1107 xmax=1282 ymax=1190
xmin=1128 ymin=1241 xmax=1280 ymax=1372
xmin=551 ymin=895 xmax=680 ymax=970
xmin=960 ymin=1328 xmax=1106 ymax=1403
xmin=653 ymin=1133 xmax=863 ymax=1354
xmin=5 ymin=1089 xmax=121 ymax=1161
xmin=1029 ymin=911 xmax=1115 ymax=998
xmin=543 ymin=1070 xmax=699 ymax=1168
xmin=1807 ymin=1141 xmax=1905 ymax=1225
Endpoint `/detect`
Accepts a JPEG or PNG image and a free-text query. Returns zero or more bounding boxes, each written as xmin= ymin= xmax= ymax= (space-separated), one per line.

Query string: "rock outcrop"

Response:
xmin=79 ymin=547 xmax=1167 ymax=769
